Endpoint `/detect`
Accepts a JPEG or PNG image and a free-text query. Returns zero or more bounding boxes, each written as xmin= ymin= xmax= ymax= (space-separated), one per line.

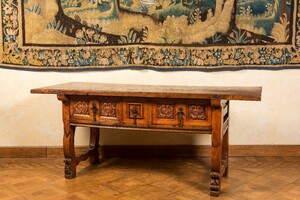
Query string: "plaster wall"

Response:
xmin=0 ymin=68 xmax=299 ymax=146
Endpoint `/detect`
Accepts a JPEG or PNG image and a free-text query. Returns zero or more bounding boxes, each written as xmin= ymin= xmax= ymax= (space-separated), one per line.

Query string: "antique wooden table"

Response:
xmin=31 ymin=82 xmax=262 ymax=196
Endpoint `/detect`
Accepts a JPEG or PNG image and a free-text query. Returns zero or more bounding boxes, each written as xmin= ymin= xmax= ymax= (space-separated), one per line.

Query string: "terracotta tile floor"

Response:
xmin=0 ymin=157 xmax=300 ymax=200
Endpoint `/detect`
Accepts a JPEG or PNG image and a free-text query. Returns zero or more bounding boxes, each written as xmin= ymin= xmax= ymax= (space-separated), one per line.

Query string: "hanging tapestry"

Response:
xmin=1 ymin=0 xmax=300 ymax=71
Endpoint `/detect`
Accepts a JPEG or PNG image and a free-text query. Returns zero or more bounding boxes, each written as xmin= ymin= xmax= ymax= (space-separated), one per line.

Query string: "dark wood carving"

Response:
xmin=188 ymin=105 xmax=206 ymax=120
xmin=157 ymin=104 xmax=174 ymax=119
xmin=64 ymin=158 xmax=74 ymax=179
xmin=210 ymin=172 xmax=220 ymax=196
xmin=100 ymin=102 xmax=117 ymax=118
xmin=73 ymin=101 xmax=89 ymax=115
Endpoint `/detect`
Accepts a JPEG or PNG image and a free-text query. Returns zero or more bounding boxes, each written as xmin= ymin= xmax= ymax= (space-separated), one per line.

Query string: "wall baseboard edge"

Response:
xmin=0 ymin=145 xmax=299 ymax=158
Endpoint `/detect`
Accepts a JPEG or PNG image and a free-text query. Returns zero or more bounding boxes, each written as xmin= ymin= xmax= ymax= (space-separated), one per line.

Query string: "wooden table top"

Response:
xmin=31 ymin=82 xmax=262 ymax=101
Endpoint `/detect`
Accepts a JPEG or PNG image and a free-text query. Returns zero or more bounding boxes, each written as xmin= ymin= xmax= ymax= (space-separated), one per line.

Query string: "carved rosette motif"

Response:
xmin=188 ymin=105 xmax=206 ymax=120
xmin=157 ymin=104 xmax=174 ymax=119
xmin=74 ymin=101 xmax=89 ymax=115
xmin=100 ymin=102 xmax=117 ymax=117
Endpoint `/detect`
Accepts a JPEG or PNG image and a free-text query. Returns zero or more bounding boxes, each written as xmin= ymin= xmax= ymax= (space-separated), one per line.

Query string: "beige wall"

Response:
xmin=1 ymin=68 xmax=300 ymax=146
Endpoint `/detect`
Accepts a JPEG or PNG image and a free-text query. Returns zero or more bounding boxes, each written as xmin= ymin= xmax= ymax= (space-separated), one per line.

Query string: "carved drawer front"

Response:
xmin=70 ymin=99 xmax=98 ymax=122
xmin=70 ymin=97 xmax=121 ymax=125
xmin=122 ymin=98 xmax=149 ymax=126
xmin=152 ymin=100 xmax=211 ymax=129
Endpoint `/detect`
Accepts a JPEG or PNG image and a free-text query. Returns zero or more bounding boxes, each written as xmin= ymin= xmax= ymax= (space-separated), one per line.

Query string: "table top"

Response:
xmin=31 ymin=82 xmax=262 ymax=101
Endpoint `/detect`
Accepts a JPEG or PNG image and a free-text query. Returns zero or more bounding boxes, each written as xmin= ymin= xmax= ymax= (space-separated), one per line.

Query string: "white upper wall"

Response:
xmin=1 ymin=68 xmax=299 ymax=146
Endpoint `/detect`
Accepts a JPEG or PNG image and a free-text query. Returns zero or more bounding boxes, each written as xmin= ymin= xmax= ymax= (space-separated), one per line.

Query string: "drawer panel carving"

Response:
xmin=152 ymin=101 xmax=177 ymax=127
xmin=73 ymin=101 xmax=89 ymax=116
xmin=70 ymin=100 xmax=97 ymax=122
xmin=157 ymin=104 xmax=175 ymax=119
xmin=100 ymin=102 xmax=117 ymax=118
xmin=187 ymin=105 xmax=207 ymax=120
xmin=185 ymin=103 xmax=211 ymax=127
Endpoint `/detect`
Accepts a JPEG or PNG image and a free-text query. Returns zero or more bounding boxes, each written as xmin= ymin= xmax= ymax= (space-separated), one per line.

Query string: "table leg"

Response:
xmin=63 ymin=125 xmax=77 ymax=179
xmin=222 ymin=102 xmax=229 ymax=177
xmin=58 ymin=94 xmax=77 ymax=179
xmin=222 ymin=128 xmax=229 ymax=177
xmin=210 ymin=99 xmax=223 ymax=197
xmin=89 ymin=127 xmax=100 ymax=164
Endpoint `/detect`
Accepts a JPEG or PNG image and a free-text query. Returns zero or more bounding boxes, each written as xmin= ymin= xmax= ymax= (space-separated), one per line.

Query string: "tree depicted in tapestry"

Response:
xmin=22 ymin=0 xmax=291 ymax=45
xmin=1 ymin=0 xmax=300 ymax=70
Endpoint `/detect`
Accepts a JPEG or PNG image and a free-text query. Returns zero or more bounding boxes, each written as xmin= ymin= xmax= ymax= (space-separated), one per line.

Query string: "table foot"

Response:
xmin=210 ymin=172 xmax=220 ymax=197
xmin=64 ymin=158 xmax=76 ymax=179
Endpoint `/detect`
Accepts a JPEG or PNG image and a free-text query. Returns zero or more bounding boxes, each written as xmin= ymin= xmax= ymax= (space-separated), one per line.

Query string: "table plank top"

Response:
xmin=31 ymin=82 xmax=262 ymax=101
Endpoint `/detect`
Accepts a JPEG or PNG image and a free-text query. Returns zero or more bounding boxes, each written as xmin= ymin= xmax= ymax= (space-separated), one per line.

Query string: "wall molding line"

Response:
xmin=0 ymin=145 xmax=300 ymax=158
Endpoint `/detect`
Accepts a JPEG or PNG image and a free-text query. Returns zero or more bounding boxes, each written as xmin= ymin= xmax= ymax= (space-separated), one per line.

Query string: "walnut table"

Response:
xmin=31 ymin=82 xmax=262 ymax=196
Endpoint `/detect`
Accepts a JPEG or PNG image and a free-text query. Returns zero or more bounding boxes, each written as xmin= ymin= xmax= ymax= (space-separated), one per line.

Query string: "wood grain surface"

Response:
xmin=31 ymin=82 xmax=262 ymax=101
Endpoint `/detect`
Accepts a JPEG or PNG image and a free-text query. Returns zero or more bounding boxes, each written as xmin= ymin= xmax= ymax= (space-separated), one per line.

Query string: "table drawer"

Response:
xmin=70 ymin=97 xmax=121 ymax=125
xmin=151 ymin=100 xmax=211 ymax=129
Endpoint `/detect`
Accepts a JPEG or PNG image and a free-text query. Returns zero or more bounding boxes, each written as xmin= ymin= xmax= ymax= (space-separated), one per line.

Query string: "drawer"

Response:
xmin=122 ymin=98 xmax=149 ymax=126
xmin=152 ymin=100 xmax=211 ymax=129
xmin=70 ymin=97 xmax=121 ymax=125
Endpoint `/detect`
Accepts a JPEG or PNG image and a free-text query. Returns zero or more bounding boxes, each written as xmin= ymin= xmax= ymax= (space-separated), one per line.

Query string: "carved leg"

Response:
xmin=63 ymin=125 xmax=77 ymax=179
xmin=89 ymin=127 xmax=100 ymax=164
xmin=210 ymin=99 xmax=223 ymax=197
